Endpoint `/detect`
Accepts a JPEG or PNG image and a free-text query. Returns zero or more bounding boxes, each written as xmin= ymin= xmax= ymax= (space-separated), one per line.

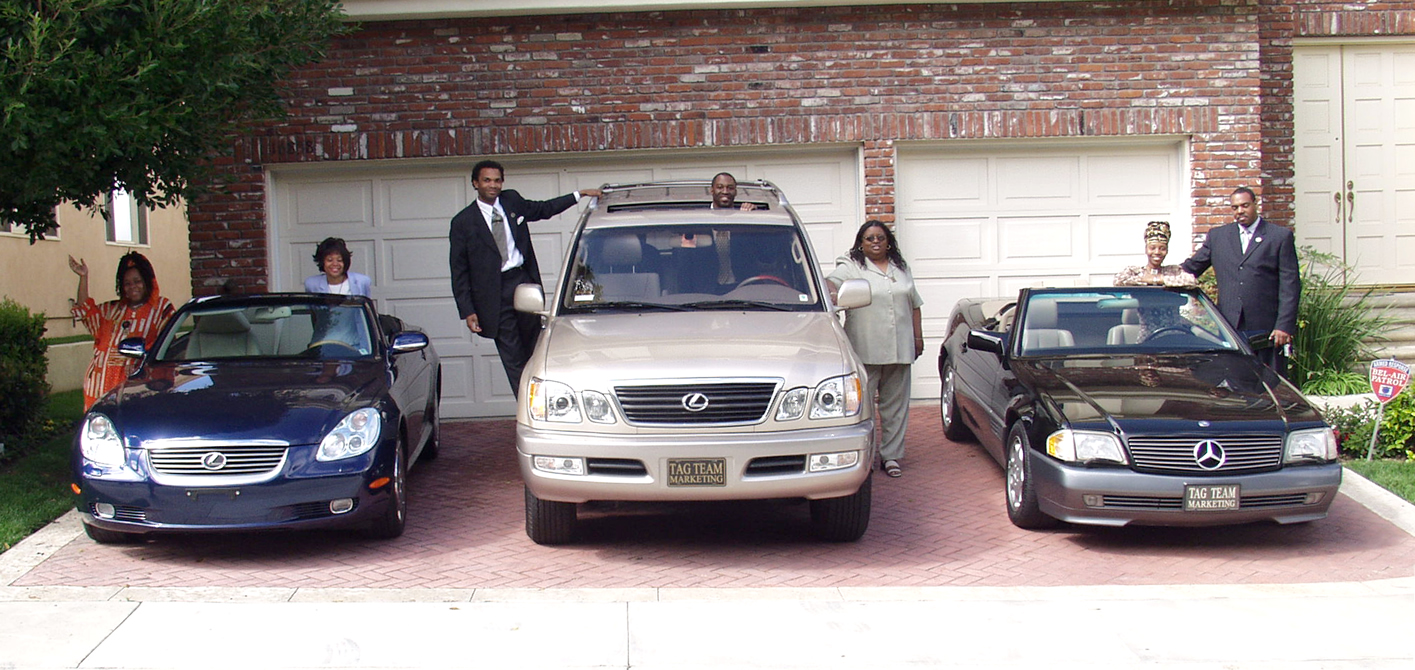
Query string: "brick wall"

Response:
xmin=191 ymin=1 xmax=1312 ymax=294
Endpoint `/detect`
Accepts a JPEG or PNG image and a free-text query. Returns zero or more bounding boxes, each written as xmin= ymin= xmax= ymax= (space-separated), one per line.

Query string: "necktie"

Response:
xmin=1240 ymin=228 xmax=1251 ymax=253
xmin=490 ymin=208 xmax=508 ymax=264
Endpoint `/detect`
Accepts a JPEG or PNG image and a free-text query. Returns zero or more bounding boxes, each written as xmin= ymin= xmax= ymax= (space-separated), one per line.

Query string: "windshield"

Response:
xmin=560 ymin=224 xmax=822 ymax=313
xmin=1017 ymin=289 xmax=1240 ymax=356
xmin=154 ymin=301 xmax=375 ymax=361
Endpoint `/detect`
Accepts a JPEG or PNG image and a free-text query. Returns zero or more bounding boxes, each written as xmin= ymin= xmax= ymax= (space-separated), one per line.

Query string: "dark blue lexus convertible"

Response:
xmin=72 ymin=293 xmax=441 ymax=543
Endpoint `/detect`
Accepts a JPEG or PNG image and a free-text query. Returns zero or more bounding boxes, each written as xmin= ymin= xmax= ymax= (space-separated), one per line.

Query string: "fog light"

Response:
xmin=1304 ymin=492 xmax=1324 ymax=505
xmin=807 ymin=450 xmax=860 ymax=473
xmin=94 ymin=502 xmax=116 ymax=519
xmin=1083 ymin=494 xmax=1102 ymax=508
xmin=533 ymin=456 xmax=586 ymax=476
xmin=329 ymin=498 xmax=355 ymax=514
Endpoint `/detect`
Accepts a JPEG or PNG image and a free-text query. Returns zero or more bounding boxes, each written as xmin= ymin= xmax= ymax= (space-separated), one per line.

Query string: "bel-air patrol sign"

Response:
xmin=1369 ymin=359 xmax=1411 ymax=404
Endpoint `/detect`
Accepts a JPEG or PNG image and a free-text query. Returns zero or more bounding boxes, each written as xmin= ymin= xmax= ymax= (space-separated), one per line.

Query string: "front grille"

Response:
xmin=1125 ymin=435 xmax=1283 ymax=474
xmin=149 ymin=444 xmax=287 ymax=476
xmin=1241 ymin=493 xmax=1310 ymax=508
xmin=587 ymin=458 xmax=647 ymax=476
xmin=746 ymin=455 xmax=806 ymax=476
xmin=1101 ymin=495 xmax=1182 ymax=509
xmin=614 ymin=382 xmax=779 ymax=425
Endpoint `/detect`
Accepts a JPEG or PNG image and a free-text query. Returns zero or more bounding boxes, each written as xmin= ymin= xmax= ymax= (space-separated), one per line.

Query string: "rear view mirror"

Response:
xmin=513 ymin=283 xmax=548 ymax=315
xmin=834 ymin=279 xmax=872 ymax=310
xmin=117 ymin=337 xmax=146 ymax=359
xmin=967 ymin=330 xmax=1006 ymax=356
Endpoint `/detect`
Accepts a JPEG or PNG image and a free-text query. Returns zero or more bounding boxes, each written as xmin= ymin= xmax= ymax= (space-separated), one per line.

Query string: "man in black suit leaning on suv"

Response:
xmin=1182 ymin=186 xmax=1301 ymax=377
xmin=449 ymin=160 xmax=601 ymax=396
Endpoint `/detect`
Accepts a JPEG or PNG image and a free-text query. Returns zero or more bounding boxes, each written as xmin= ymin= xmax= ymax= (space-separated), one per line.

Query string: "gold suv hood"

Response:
xmin=535 ymin=310 xmax=855 ymax=387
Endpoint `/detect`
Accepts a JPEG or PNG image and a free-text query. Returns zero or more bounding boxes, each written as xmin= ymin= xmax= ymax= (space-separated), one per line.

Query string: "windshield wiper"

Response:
xmin=681 ymin=299 xmax=795 ymax=311
xmin=577 ymin=301 xmax=689 ymax=312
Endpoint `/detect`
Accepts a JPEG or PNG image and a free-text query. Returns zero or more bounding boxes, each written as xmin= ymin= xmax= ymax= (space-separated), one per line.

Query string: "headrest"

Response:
xmin=1026 ymin=299 xmax=1059 ymax=328
xmin=195 ymin=311 xmax=251 ymax=334
xmin=601 ymin=234 xmax=642 ymax=266
xmin=1122 ymin=308 xmax=1139 ymax=325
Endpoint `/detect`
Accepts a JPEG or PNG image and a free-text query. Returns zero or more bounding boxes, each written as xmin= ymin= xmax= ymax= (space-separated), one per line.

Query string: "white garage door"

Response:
xmin=897 ymin=139 xmax=1189 ymax=398
xmin=268 ymin=147 xmax=861 ymax=418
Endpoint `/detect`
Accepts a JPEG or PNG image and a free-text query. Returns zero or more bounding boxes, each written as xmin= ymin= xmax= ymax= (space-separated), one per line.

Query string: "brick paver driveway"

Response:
xmin=18 ymin=406 xmax=1414 ymax=589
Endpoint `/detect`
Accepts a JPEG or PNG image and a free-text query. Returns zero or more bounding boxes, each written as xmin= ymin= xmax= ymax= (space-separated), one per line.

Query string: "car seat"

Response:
xmin=1107 ymin=308 xmax=1142 ymax=345
xmin=595 ymin=234 xmax=660 ymax=300
xmin=186 ymin=311 xmax=261 ymax=359
xmin=1022 ymin=299 xmax=1075 ymax=350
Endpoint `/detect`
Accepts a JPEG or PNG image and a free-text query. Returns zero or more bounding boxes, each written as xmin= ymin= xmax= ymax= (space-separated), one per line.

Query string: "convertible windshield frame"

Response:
xmin=152 ymin=294 xmax=380 ymax=362
xmin=557 ymin=222 xmax=825 ymax=315
xmin=1013 ymin=287 xmax=1244 ymax=358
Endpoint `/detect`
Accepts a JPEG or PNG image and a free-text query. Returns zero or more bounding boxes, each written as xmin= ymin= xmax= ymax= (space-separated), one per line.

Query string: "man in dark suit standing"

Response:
xmin=1182 ymin=186 xmax=1301 ymax=376
xmin=449 ymin=160 xmax=601 ymax=396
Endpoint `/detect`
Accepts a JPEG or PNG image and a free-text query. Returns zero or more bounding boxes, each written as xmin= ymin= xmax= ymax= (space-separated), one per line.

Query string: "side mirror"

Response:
xmin=834 ymin=279 xmax=872 ymax=310
xmin=117 ymin=337 xmax=146 ymax=359
xmin=513 ymin=283 xmax=547 ymax=314
xmin=390 ymin=332 xmax=429 ymax=354
xmin=966 ymin=330 xmax=1006 ymax=356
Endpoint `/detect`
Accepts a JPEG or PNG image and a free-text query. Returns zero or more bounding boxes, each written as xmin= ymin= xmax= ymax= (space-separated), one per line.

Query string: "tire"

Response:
xmin=940 ymin=359 xmax=973 ymax=442
xmin=420 ymin=377 xmax=441 ymax=462
xmin=1004 ymin=423 xmax=1059 ymax=529
xmin=365 ymin=440 xmax=408 ymax=539
xmin=525 ymin=486 xmax=576 ymax=545
xmin=809 ymin=473 xmax=872 ymax=542
xmin=83 ymin=521 xmax=141 ymax=545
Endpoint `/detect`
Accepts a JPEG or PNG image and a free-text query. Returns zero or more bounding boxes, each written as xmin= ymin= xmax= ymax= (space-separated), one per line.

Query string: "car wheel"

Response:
xmin=83 ymin=521 xmax=141 ymax=545
xmin=809 ymin=473 xmax=872 ymax=542
xmin=940 ymin=360 xmax=973 ymax=442
xmin=420 ymin=377 xmax=441 ymax=462
xmin=1005 ymin=423 xmax=1059 ymax=530
xmin=365 ymin=442 xmax=407 ymax=540
xmin=525 ymin=486 xmax=576 ymax=545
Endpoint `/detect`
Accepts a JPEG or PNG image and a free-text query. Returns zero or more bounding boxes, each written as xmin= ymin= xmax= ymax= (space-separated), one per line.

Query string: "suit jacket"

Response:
xmin=1181 ymin=217 xmax=1300 ymax=334
xmin=448 ymin=189 xmax=579 ymax=338
xmin=304 ymin=271 xmax=373 ymax=296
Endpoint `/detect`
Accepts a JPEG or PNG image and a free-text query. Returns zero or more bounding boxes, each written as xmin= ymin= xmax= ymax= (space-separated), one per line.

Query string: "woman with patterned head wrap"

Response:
xmin=68 ymin=252 xmax=176 ymax=410
xmin=1113 ymin=221 xmax=1199 ymax=288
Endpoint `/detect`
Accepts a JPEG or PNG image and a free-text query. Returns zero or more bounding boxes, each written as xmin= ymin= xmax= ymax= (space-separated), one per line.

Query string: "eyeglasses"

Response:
xmin=863 ymin=235 xmax=887 ymax=242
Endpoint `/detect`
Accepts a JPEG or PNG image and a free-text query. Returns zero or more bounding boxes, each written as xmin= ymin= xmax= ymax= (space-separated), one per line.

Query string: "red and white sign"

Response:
xmin=1369 ymin=359 xmax=1411 ymax=404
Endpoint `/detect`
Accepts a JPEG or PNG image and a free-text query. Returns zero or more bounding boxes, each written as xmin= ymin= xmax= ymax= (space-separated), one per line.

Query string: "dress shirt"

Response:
xmin=1240 ymin=222 xmax=1258 ymax=253
xmin=480 ymin=192 xmax=584 ymax=272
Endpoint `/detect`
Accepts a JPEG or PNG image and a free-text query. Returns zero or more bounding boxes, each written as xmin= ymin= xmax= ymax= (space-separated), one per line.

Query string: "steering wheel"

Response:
xmin=1142 ymin=326 xmax=1190 ymax=342
xmin=736 ymin=275 xmax=792 ymax=289
xmin=305 ymin=340 xmax=361 ymax=356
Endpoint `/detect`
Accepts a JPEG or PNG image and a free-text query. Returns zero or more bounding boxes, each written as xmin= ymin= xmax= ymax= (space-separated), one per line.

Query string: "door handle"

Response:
xmin=1334 ymin=191 xmax=1343 ymax=224
xmin=1346 ymin=181 xmax=1356 ymax=223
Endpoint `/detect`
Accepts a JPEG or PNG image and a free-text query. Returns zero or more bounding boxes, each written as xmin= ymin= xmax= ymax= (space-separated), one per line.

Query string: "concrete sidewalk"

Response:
xmin=3 ymin=468 xmax=1412 ymax=669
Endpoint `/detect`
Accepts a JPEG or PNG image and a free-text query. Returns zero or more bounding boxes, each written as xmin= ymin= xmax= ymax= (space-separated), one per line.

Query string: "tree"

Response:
xmin=1 ymin=0 xmax=345 ymax=240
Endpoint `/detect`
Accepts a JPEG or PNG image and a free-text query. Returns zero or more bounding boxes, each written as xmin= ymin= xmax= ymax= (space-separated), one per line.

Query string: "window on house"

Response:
xmin=106 ymin=190 xmax=148 ymax=245
xmin=0 ymin=217 xmax=60 ymax=239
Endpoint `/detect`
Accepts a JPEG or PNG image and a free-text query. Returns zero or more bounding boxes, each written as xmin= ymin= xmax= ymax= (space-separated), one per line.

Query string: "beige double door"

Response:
xmin=1294 ymin=42 xmax=1415 ymax=284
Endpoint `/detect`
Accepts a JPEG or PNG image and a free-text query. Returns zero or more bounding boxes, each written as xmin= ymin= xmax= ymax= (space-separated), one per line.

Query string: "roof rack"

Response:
xmin=593 ymin=179 xmax=791 ymax=212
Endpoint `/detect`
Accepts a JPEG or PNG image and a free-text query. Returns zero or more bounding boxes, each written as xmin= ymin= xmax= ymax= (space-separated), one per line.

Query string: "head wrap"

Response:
xmin=1144 ymin=221 xmax=1171 ymax=244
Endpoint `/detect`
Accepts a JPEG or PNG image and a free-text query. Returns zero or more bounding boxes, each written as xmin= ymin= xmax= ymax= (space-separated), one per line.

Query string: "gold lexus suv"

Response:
xmin=512 ymin=180 xmax=876 ymax=544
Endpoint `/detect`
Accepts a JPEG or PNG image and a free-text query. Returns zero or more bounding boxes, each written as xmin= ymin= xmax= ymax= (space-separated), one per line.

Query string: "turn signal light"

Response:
xmin=369 ymin=477 xmax=391 ymax=490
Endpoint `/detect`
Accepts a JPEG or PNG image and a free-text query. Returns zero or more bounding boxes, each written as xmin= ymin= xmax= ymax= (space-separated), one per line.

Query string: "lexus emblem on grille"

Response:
xmin=1192 ymin=440 xmax=1226 ymax=470
xmin=201 ymin=452 xmax=228 ymax=471
xmin=681 ymin=392 xmax=710 ymax=412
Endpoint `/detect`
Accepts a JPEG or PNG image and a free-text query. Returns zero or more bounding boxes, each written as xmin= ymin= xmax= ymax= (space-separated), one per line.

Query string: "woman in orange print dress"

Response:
xmin=69 ymin=252 xmax=176 ymax=410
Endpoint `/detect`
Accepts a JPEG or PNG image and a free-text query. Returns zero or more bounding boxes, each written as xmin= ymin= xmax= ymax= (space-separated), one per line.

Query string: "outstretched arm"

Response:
xmin=69 ymin=255 xmax=89 ymax=305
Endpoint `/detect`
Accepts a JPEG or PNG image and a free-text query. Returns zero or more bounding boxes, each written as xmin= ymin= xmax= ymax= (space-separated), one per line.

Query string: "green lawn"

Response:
xmin=0 ymin=390 xmax=82 ymax=554
xmin=1345 ymin=459 xmax=1415 ymax=505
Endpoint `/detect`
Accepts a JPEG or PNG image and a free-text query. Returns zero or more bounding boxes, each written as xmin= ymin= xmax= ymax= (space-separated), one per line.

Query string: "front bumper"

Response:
xmin=518 ymin=419 xmax=876 ymax=503
xmin=1032 ymin=458 xmax=1343 ymax=527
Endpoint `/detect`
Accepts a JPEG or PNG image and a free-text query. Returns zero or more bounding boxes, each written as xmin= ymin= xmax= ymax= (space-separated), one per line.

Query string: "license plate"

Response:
xmin=666 ymin=458 xmax=726 ymax=487
xmin=1184 ymin=484 xmax=1239 ymax=511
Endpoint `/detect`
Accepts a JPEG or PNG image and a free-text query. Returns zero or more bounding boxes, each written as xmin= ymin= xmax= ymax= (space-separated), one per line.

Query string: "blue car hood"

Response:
xmin=1014 ymin=353 xmax=1324 ymax=428
xmin=97 ymin=360 xmax=387 ymax=447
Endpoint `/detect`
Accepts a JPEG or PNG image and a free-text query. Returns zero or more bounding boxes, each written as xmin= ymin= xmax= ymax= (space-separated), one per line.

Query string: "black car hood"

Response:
xmin=95 ymin=360 xmax=387 ymax=446
xmin=1014 ymin=353 xmax=1323 ymax=429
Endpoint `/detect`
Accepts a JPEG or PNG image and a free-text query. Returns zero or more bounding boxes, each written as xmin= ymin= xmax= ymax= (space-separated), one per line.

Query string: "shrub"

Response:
xmin=1323 ymin=391 xmax=1415 ymax=460
xmin=1291 ymin=248 xmax=1391 ymax=395
xmin=0 ymin=298 xmax=50 ymax=449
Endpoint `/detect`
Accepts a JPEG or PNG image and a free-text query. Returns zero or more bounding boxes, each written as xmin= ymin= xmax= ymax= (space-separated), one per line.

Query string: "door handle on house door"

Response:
xmin=1346 ymin=181 xmax=1355 ymax=223
xmin=1334 ymin=191 xmax=1343 ymax=224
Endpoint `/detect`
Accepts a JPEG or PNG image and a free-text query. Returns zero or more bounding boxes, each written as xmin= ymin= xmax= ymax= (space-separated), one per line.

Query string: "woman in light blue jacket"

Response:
xmin=304 ymin=237 xmax=372 ymax=296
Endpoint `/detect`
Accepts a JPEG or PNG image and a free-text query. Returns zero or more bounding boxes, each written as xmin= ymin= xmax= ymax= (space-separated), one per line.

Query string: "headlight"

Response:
xmin=1046 ymin=429 xmax=1127 ymax=464
xmin=1286 ymin=427 xmax=1338 ymax=463
xmin=809 ymin=373 xmax=863 ymax=419
xmin=80 ymin=413 xmax=126 ymax=467
xmin=317 ymin=408 xmax=382 ymax=461
xmin=582 ymin=390 xmax=616 ymax=424
xmin=528 ymin=378 xmax=582 ymax=423
xmin=776 ymin=387 xmax=809 ymax=421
